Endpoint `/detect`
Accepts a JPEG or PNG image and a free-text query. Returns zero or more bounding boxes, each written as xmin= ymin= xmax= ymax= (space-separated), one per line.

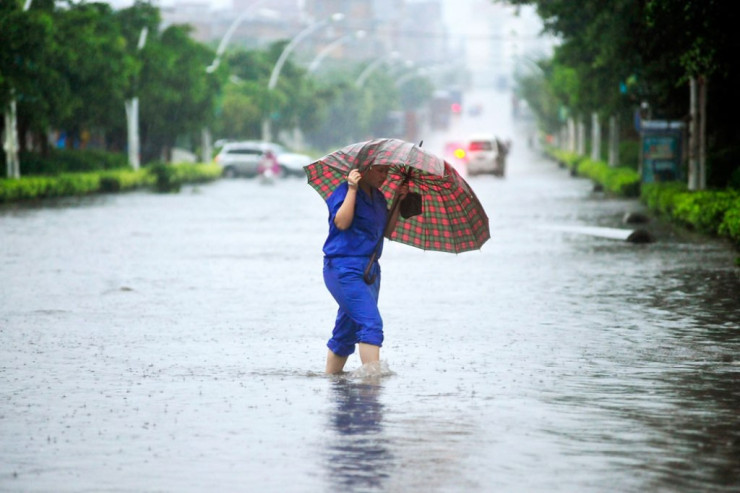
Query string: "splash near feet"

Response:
xmin=348 ymin=360 xmax=395 ymax=380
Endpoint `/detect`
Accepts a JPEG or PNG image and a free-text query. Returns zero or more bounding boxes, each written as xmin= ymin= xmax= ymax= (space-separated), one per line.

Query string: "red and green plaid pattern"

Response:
xmin=305 ymin=138 xmax=445 ymax=201
xmin=304 ymin=138 xmax=490 ymax=253
xmin=383 ymin=161 xmax=490 ymax=253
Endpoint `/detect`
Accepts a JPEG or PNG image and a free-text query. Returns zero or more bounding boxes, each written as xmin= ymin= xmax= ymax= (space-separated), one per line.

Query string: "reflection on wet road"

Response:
xmin=1 ymin=119 xmax=739 ymax=491
xmin=325 ymin=379 xmax=391 ymax=490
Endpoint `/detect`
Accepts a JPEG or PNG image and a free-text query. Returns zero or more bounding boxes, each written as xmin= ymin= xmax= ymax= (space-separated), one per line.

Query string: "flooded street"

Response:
xmin=2 ymin=91 xmax=740 ymax=492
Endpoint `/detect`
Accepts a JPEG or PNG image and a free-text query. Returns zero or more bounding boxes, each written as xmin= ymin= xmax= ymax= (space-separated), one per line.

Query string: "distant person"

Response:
xmin=495 ymin=138 xmax=511 ymax=177
xmin=258 ymin=150 xmax=281 ymax=182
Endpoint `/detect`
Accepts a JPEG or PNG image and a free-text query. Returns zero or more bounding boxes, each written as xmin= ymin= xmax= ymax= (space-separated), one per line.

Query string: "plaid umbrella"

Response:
xmin=305 ymin=138 xmax=490 ymax=255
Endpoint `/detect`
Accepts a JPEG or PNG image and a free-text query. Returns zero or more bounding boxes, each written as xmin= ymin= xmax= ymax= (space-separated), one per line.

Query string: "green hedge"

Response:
xmin=578 ymin=159 xmax=641 ymax=196
xmin=0 ymin=163 xmax=221 ymax=203
xmin=642 ymin=183 xmax=740 ymax=247
xmin=549 ymin=149 xmax=582 ymax=172
xmin=547 ymin=148 xmax=641 ymax=196
xmin=149 ymin=163 xmax=222 ymax=193
xmin=547 ymin=147 xmax=740 ymax=249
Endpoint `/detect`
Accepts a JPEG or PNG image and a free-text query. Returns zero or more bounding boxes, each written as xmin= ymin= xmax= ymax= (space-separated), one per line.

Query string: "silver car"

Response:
xmin=214 ymin=141 xmax=285 ymax=178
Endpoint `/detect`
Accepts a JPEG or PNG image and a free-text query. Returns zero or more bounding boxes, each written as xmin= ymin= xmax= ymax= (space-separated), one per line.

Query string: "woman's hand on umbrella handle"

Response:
xmin=347 ymin=169 xmax=361 ymax=190
xmin=398 ymin=182 xmax=409 ymax=200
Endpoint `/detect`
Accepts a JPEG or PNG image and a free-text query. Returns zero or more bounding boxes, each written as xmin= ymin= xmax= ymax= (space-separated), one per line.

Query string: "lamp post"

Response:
xmin=395 ymin=68 xmax=428 ymax=88
xmin=307 ymin=30 xmax=366 ymax=74
xmin=394 ymin=64 xmax=449 ymax=88
xmin=203 ymin=2 xmax=272 ymax=163
xmin=3 ymin=0 xmax=33 ymax=179
xmin=262 ymin=12 xmax=345 ymax=142
xmin=354 ymin=51 xmax=400 ymax=88
xmin=206 ymin=0 xmax=270 ymax=74
xmin=124 ymin=26 xmax=147 ymax=170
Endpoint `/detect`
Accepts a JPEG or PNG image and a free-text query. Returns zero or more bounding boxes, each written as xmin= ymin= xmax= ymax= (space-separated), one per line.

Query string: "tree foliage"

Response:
xmin=138 ymin=23 xmax=219 ymax=161
xmin=2 ymin=0 xmax=435 ymax=171
xmin=507 ymin=0 xmax=740 ymax=187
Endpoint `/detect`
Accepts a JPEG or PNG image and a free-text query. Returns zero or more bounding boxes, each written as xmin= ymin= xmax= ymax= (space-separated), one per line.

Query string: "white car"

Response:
xmin=466 ymin=134 xmax=501 ymax=176
xmin=214 ymin=141 xmax=286 ymax=178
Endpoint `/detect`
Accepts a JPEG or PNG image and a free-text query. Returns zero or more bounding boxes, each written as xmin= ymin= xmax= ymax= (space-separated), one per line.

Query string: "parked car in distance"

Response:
xmin=466 ymin=133 xmax=502 ymax=177
xmin=214 ymin=141 xmax=286 ymax=178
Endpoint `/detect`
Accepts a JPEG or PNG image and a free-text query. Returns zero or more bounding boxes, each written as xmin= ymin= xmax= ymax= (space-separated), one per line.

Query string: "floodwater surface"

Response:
xmin=1 ymin=141 xmax=739 ymax=492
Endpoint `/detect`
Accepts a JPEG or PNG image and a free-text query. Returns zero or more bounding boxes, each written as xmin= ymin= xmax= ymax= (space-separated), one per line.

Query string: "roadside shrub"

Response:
xmin=641 ymin=182 xmax=740 ymax=247
xmin=150 ymin=163 xmax=182 ymax=193
xmin=718 ymin=201 xmax=740 ymax=246
xmin=99 ymin=169 xmax=154 ymax=192
xmin=548 ymin=148 xmax=583 ymax=172
xmin=169 ymin=163 xmax=222 ymax=183
xmin=0 ymin=169 xmax=153 ymax=203
xmin=641 ymin=182 xmax=687 ymax=215
xmin=0 ymin=162 xmax=219 ymax=203
xmin=0 ymin=173 xmax=100 ymax=201
xmin=671 ymin=189 xmax=740 ymax=233
xmin=147 ymin=162 xmax=220 ymax=193
xmin=578 ymin=158 xmax=641 ymax=196
xmin=53 ymin=173 xmax=101 ymax=196
xmin=0 ymin=176 xmax=53 ymax=202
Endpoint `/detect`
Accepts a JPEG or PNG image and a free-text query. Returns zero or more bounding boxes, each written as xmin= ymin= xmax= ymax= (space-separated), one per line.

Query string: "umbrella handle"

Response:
xmin=363 ymin=171 xmax=410 ymax=285
xmin=363 ymin=251 xmax=378 ymax=284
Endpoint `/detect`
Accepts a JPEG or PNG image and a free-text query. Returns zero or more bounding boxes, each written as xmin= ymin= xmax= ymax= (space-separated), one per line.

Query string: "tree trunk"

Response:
xmin=608 ymin=115 xmax=619 ymax=167
xmin=577 ymin=117 xmax=586 ymax=155
xmin=688 ymin=76 xmax=707 ymax=190
xmin=567 ymin=117 xmax=576 ymax=152
xmin=699 ymin=76 xmax=707 ymax=189
xmin=4 ymin=97 xmax=21 ymax=179
xmin=591 ymin=112 xmax=601 ymax=162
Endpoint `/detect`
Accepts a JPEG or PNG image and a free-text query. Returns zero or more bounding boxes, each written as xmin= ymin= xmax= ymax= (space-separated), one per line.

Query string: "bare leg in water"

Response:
xmin=325 ymin=343 xmax=379 ymax=374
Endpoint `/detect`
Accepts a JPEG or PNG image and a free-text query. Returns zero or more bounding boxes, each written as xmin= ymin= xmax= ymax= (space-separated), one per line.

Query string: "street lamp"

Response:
xmin=3 ymin=0 xmax=33 ymax=179
xmin=124 ymin=26 xmax=148 ymax=171
xmin=395 ymin=68 xmax=428 ymax=88
xmin=394 ymin=64 xmax=449 ymax=88
xmin=206 ymin=0 xmax=271 ymax=74
xmin=202 ymin=2 xmax=274 ymax=163
xmin=354 ymin=51 xmax=400 ymax=88
xmin=262 ymin=12 xmax=345 ymax=142
xmin=307 ymin=30 xmax=366 ymax=74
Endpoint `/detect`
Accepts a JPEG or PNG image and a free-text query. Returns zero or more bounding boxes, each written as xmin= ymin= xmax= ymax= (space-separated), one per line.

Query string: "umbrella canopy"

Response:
xmin=305 ymin=137 xmax=490 ymax=254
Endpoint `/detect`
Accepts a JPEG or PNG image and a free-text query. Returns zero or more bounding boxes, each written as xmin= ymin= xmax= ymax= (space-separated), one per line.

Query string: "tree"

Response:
xmin=46 ymin=1 xmax=134 ymax=148
xmin=513 ymin=58 xmax=561 ymax=134
xmin=138 ymin=24 xmax=219 ymax=162
xmin=505 ymin=0 xmax=740 ymax=186
xmin=1 ymin=0 xmax=56 ymax=161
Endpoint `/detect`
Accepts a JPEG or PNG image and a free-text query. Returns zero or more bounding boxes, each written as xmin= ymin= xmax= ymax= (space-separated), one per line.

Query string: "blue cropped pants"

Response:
xmin=323 ymin=256 xmax=383 ymax=357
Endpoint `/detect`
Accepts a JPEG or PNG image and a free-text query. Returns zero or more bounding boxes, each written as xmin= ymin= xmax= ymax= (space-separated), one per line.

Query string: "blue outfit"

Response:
xmin=323 ymin=182 xmax=388 ymax=357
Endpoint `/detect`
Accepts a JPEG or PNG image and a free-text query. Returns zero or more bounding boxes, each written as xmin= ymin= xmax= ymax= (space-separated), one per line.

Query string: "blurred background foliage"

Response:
xmin=510 ymin=0 xmax=739 ymax=189
xmin=1 ymin=0 xmax=432 ymax=172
